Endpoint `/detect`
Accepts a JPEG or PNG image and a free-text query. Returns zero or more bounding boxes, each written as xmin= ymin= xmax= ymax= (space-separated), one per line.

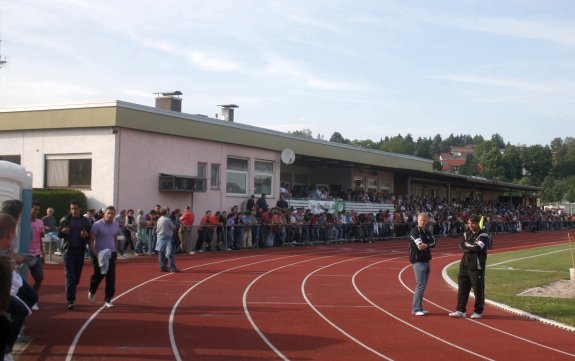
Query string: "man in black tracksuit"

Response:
xmin=449 ymin=214 xmax=488 ymax=319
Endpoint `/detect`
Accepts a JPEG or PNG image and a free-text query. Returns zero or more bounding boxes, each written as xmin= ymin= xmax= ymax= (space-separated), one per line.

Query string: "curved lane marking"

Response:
xmin=352 ymin=257 xmax=494 ymax=360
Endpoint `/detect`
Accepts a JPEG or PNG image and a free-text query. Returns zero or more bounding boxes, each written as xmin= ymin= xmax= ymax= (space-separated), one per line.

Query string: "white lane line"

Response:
xmin=169 ymin=248 xmax=375 ymax=361
xmin=242 ymin=253 xmax=341 ymax=361
xmin=65 ymin=253 xmax=267 ymax=361
xmin=169 ymin=253 xmax=306 ymax=361
xmin=353 ymin=259 xmax=494 ymax=360
xmin=301 ymin=254 xmax=398 ymax=360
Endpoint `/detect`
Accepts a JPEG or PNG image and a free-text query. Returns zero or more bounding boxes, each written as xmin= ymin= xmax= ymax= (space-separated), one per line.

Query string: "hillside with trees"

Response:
xmin=287 ymin=129 xmax=575 ymax=203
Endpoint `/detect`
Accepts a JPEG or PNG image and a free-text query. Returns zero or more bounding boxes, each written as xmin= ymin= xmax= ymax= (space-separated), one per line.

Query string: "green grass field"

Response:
xmin=447 ymin=243 xmax=575 ymax=327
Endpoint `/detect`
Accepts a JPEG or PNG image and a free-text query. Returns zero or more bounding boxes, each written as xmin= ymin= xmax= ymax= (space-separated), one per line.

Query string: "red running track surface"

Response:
xmin=17 ymin=230 xmax=575 ymax=360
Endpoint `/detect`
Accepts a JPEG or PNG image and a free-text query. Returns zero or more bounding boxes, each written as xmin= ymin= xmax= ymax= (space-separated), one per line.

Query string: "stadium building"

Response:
xmin=0 ymin=93 xmax=539 ymax=213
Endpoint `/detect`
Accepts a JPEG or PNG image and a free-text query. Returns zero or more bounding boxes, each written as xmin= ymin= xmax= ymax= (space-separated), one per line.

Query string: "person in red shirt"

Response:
xmin=179 ymin=206 xmax=195 ymax=254
xmin=210 ymin=211 xmax=223 ymax=251
xmin=196 ymin=210 xmax=213 ymax=252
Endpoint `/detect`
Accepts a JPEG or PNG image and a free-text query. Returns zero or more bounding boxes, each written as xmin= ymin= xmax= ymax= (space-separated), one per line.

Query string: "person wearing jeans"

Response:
xmin=155 ymin=207 xmax=180 ymax=273
xmin=408 ymin=212 xmax=436 ymax=316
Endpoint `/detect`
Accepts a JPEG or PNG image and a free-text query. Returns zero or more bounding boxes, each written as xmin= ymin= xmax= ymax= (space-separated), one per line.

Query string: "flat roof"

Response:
xmin=0 ymin=100 xmax=433 ymax=172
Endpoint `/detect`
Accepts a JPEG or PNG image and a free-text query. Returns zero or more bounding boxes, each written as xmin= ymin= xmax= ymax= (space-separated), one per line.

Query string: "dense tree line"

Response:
xmin=287 ymin=129 xmax=575 ymax=203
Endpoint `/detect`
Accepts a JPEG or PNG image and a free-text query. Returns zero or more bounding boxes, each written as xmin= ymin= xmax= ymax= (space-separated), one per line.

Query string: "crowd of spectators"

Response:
xmin=121 ymin=194 xmax=575 ymax=254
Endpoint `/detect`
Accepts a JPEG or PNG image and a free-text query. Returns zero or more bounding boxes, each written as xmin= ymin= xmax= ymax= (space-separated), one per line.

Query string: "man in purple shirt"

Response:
xmin=88 ymin=206 xmax=120 ymax=309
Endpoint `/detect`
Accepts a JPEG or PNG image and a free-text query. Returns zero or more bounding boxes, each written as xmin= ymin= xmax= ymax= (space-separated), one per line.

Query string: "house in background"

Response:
xmin=439 ymin=145 xmax=475 ymax=173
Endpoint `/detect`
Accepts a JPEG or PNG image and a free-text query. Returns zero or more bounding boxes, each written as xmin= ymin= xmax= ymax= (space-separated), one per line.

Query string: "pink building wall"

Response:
xmin=115 ymin=128 xmax=280 ymax=223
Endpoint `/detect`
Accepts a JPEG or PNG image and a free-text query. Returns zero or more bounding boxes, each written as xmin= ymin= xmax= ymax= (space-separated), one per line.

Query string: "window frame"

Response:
xmin=226 ymin=157 xmax=248 ymax=195
xmin=210 ymin=163 xmax=220 ymax=190
xmin=254 ymin=160 xmax=274 ymax=196
xmin=45 ymin=153 xmax=92 ymax=189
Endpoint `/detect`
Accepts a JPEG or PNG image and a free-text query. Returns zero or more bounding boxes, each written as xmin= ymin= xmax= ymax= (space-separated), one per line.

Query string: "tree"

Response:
xmin=552 ymin=139 xmax=575 ymax=178
xmin=379 ymin=134 xmax=414 ymax=155
xmin=459 ymin=154 xmax=478 ymax=175
xmin=480 ymin=146 xmax=505 ymax=180
xmin=501 ymin=145 xmax=523 ymax=181
xmin=521 ymin=145 xmax=553 ymax=186
xmin=288 ymin=128 xmax=313 ymax=138
xmin=414 ymin=137 xmax=433 ymax=159
xmin=329 ymin=132 xmax=350 ymax=144
xmin=490 ymin=134 xmax=505 ymax=149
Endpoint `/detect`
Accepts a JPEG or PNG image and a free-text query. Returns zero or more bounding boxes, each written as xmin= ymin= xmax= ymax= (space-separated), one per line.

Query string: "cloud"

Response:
xmin=449 ymin=16 xmax=575 ymax=48
xmin=8 ymin=80 xmax=98 ymax=97
xmin=186 ymin=51 xmax=241 ymax=71
xmin=261 ymin=53 xmax=367 ymax=92
xmin=430 ymin=74 xmax=563 ymax=92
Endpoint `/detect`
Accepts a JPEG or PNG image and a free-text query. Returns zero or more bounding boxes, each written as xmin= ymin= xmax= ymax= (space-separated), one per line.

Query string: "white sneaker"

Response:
xmin=448 ymin=311 xmax=466 ymax=318
xmin=470 ymin=312 xmax=483 ymax=319
xmin=88 ymin=292 xmax=95 ymax=303
xmin=189 ymin=251 xmax=196 ymax=254
xmin=54 ymin=251 xmax=62 ymax=256
xmin=414 ymin=311 xmax=426 ymax=316
xmin=31 ymin=303 xmax=39 ymax=311
xmin=104 ymin=302 xmax=115 ymax=308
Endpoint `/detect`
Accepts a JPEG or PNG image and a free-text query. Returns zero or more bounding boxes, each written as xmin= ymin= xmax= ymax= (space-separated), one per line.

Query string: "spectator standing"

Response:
xmin=256 ymin=194 xmax=268 ymax=212
xmin=59 ymin=200 xmax=91 ymax=310
xmin=276 ymin=194 xmax=289 ymax=212
xmin=241 ymin=210 xmax=256 ymax=248
xmin=179 ymin=206 xmax=195 ymax=254
xmin=196 ymin=210 xmax=213 ymax=252
xmin=0 ymin=214 xmax=17 ymax=360
xmin=155 ymin=208 xmax=180 ymax=273
xmin=28 ymin=202 xmax=45 ymax=293
xmin=225 ymin=212 xmax=235 ymax=250
xmin=246 ymin=195 xmax=256 ymax=211
xmin=449 ymin=215 xmax=489 ymax=319
xmin=1 ymin=200 xmax=38 ymax=361
xmin=88 ymin=206 xmax=120 ymax=309
xmin=114 ymin=209 xmax=127 ymax=259
xmin=83 ymin=209 xmax=96 ymax=259
xmin=212 ymin=211 xmax=225 ymax=251
xmin=408 ymin=213 xmax=436 ymax=316
xmin=123 ymin=209 xmax=136 ymax=255
xmin=134 ymin=209 xmax=148 ymax=255
xmin=42 ymin=207 xmax=62 ymax=256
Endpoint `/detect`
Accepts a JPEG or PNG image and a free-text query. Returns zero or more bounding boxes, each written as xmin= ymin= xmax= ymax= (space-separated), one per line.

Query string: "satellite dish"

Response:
xmin=280 ymin=148 xmax=296 ymax=165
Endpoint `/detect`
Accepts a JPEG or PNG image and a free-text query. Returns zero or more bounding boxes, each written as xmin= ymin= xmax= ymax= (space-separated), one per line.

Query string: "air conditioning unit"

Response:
xmin=158 ymin=174 xmax=206 ymax=192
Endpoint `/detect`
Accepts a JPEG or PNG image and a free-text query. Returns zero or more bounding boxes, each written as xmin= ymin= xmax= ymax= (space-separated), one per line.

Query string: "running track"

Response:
xmin=19 ymin=231 xmax=575 ymax=360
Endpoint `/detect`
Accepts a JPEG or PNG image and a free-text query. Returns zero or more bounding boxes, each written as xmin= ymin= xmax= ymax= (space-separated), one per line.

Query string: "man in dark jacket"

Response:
xmin=408 ymin=213 xmax=436 ymax=316
xmin=59 ymin=200 xmax=92 ymax=310
xmin=449 ymin=214 xmax=489 ymax=319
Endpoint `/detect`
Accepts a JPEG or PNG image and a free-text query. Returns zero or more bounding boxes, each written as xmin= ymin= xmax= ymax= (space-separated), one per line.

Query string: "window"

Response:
xmin=380 ymin=181 xmax=391 ymax=193
xmin=367 ymin=178 xmax=377 ymax=193
xmin=353 ymin=177 xmax=364 ymax=191
xmin=210 ymin=163 xmax=220 ymax=190
xmin=226 ymin=157 xmax=248 ymax=195
xmin=0 ymin=155 xmax=21 ymax=164
xmin=197 ymin=162 xmax=207 ymax=178
xmin=254 ymin=160 xmax=273 ymax=195
xmin=45 ymin=154 xmax=92 ymax=188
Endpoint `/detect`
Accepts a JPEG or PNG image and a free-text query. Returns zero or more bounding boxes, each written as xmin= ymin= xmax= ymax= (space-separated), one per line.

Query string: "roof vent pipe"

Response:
xmin=218 ymin=104 xmax=238 ymax=122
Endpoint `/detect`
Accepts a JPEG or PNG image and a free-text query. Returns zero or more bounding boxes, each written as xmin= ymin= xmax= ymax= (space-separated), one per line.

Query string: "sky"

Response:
xmin=0 ymin=0 xmax=574 ymax=147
